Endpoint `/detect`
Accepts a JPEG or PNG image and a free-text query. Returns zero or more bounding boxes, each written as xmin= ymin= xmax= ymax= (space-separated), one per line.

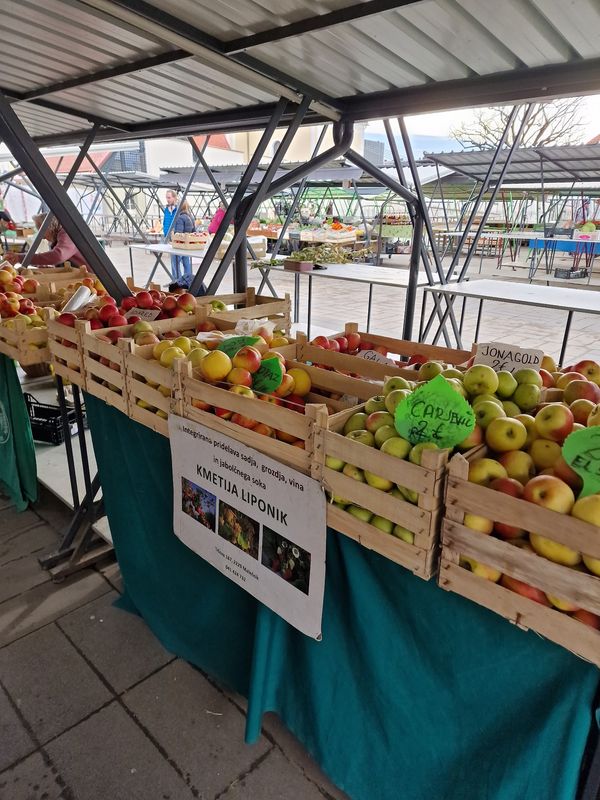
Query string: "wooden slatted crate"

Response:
xmin=0 ymin=316 xmax=50 ymax=365
xmin=206 ymin=288 xmax=291 ymax=333
xmin=439 ymin=447 xmax=600 ymax=666
xmin=322 ymin=404 xmax=449 ymax=579
xmin=19 ymin=265 xmax=92 ymax=288
xmin=45 ymin=308 xmax=86 ymax=386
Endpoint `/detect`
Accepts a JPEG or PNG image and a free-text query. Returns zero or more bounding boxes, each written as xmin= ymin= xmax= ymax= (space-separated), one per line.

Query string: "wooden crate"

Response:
xmin=125 ymin=277 xmax=162 ymax=293
xmin=206 ymin=288 xmax=292 ymax=333
xmin=125 ymin=346 xmax=188 ymax=437
xmin=20 ymin=265 xmax=92 ymax=288
xmin=439 ymin=447 xmax=600 ymax=666
xmin=322 ymin=404 xmax=448 ymax=579
xmin=81 ymin=329 xmax=129 ymax=413
xmin=45 ymin=308 xmax=86 ymax=386
xmin=0 ymin=316 xmax=50 ymax=365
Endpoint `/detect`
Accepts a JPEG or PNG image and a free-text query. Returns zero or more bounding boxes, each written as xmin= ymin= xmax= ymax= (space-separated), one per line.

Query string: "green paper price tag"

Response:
xmin=394 ymin=374 xmax=475 ymax=448
xmin=216 ymin=336 xmax=261 ymax=358
xmin=253 ymin=359 xmax=284 ymax=394
xmin=562 ymin=427 xmax=600 ymax=497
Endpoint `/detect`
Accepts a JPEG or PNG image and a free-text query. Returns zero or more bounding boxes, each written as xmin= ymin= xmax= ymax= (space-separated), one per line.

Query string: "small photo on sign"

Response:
xmin=261 ymin=528 xmax=311 ymax=595
xmin=181 ymin=477 xmax=216 ymax=531
xmin=218 ymin=502 xmax=260 ymax=559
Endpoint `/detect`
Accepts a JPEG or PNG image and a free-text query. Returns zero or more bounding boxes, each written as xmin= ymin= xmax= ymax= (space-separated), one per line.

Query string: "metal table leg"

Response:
xmin=129 ymin=247 xmax=134 ymax=280
xmin=559 ymin=310 xmax=574 ymax=366
xmin=56 ymin=376 xmax=79 ymax=509
xmin=294 ymin=272 xmax=300 ymax=324
xmin=307 ymin=274 xmax=313 ymax=340
xmin=474 ymin=299 xmax=484 ymax=342
xmin=73 ymin=386 xmax=92 ymax=499
xmin=366 ymin=283 xmax=374 ymax=332
xmin=418 ymin=291 xmax=427 ymax=342
xmin=459 ymin=296 xmax=467 ymax=336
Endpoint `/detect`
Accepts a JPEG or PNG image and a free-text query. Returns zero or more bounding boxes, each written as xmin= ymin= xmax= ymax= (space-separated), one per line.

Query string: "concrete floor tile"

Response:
xmin=262 ymin=714 xmax=350 ymax=800
xmin=0 ymin=752 xmax=68 ymax=800
xmin=32 ymin=488 xmax=76 ymax=535
xmin=0 ymin=685 xmax=36 ymax=772
xmin=98 ymin=560 xmax=124 ymax=594
xmin=0 ymin=624 xmax=111 ymax=743
xmin=124 ymin=660 xmax=270 ymax=798
xmin=45 ymin=702 xmax=196 ymax=800
xmin=0 ymin=554 xmax=50 ymax=604
xmin=58 ymin=591 xmax=173 ymax=693
xmin=0 ymin=508 xmax=41 ymax=539
xmin=0 ymin=523 xmax=57 ymax=566
xmin=0 ymin=569 xmax=110 ymax=647
xmin=220 ymin=748 xmax=325 ymax=800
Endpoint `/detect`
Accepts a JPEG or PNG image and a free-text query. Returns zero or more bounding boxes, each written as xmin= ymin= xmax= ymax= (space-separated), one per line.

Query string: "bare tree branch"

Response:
xmin=450 ymin=99 xmax=587 ymax=150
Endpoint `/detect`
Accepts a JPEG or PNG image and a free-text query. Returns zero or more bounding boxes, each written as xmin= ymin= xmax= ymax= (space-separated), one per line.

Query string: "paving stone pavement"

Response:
xmin=0 ymin=488 xmax=349 ymax=800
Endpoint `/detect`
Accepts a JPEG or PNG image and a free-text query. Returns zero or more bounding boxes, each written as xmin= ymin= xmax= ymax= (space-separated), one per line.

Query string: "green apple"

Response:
xmin=513 ymin=383 xmax=541 ymax=412
xmin=384 ymin=389 xmax=411 ymax=415
xmin=446 ymin=377 xmax=468 ymax=397
xmin=441 ymin=367 xmax=463 ymax=379
xmin=383 ymin=376 xmax=411 ymax=395
xmin=364 ymin=470 xmax=394 ymax=491
xmin=332 ymin=501 xmax=348 ymax=510
xmin=393 ymin=525 xmax=415 ymax=544
xmin=380 ymin=436 xmax=411 ymax=459
xmin=347 ymin=505 xmax=373 ymax=523
xmin=514 ymin=368 xmax=543 ymax=388
xmin=342 ymin=463 xmax=365 ymax=482
xmin=409 ymin=442 xmax=439 ymax=465
xmin=374 ymin=425 xmax=398 ymax=448
xmin=463 ymin=364 xmax=499 ymax=396
xmin=330 ymin=494 xmax=350 ymax=506
xmin=325 ymin=455 xmax=345 ymax=471
xmin=365 ymin=411 xmax=395 ymax=433
xmin=418 ymin=361 xmax=444 ymax=381
xmin=364 ymin=395 xmax=387 ymax=414
xmin=501 ymin=400 xmax=521 ymax=417
xmin=475 ymin=400 xmax=506 ymax=429
xmin=343 ymin=412 xmax=368 ymax=434
xmin=396 ymin=484 xmax=418 ymax=503
xmin=471 ymin=393 xmax=503 ymax=408
xmin=371 ymin=516 xmax=394 ymax=534
xmin=496 ymin=370 xmax=518 ymax=399
xmin=346 ymin=429 xmax=375 ymax=447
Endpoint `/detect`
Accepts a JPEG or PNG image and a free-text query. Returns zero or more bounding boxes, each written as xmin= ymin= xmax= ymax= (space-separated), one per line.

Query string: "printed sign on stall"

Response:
xmin=356 ymin=349 xmax=397 ymax=367
xmin=169 ymin=415 xmax=327 ymax=639
xmin=125 ymin=307 xmax=161 ymax=321
xmin=474 ymin=342 xmax=543 ymax=374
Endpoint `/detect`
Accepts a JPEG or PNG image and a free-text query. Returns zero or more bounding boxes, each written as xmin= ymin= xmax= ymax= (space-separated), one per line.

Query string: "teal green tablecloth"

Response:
xmin=85 ymin=396 xmax=598 ymax=800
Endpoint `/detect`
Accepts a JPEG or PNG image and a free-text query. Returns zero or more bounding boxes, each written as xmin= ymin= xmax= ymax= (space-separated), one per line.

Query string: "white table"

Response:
xmin=128 ymin=241 xmax=209 ymax=284
xmin=422 ymin=279 xmax=600 ymax=363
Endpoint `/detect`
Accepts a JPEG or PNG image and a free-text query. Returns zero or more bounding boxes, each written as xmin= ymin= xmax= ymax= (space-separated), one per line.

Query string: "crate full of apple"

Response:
xmin=438 ymin=358 xmax=600 ymax=666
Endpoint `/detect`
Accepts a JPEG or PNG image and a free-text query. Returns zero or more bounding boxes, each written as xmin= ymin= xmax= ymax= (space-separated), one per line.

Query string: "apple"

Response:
xmin=464 ymin=514 xmax=494 ymax=534
xmin=135 ymin=331 xmax=160 ymax=346
xmin=274 ymin=373 xmax=295 ymax=398
xmin=553 ymin=456 xmax=583 ymax=492
xmin=471 ymin=394 xmax=503 ymax=409
xmin=546 ymin=594 xmax=580 ymax=612
xmin=534 ymin=403 xmax=574 ymax=443
xmin=254 ymin=423 xmax=276 ymax=438
xmin=456 ymin=424 xmax=483 ymax=451
xmin=364 ymin=470 xmax=393 ymax=491
xmin=418 ymin=361 xmax=444 ymax=381
xmin=347 ymin=505 xmax=373 ymax=523
xmin=556 ymin=371 xmax=587 ymax=390
xmin=541 ymin=354 xmax=557 ymax=372
xmin=539 ymin=369 xmax=555 ymax=388
xmin=588 ymin=404 xmax=600 ymax=427
xmin=283 ymin=394 xmax=306 ymax=412
xmin=343 ymin=413 xmax=369 ymax=435
xmin=446 ymin=378 xmax=468 ymax=398
xmin=488 ymin=476 xmax=526 ymax=538
xmin=485 ymin=417 xmax=527 ymax=452
xmin=374 ymin=425 xmax=397 ymax=447
xmin=498 ymin=450 xmax=535 ymax=486
xmin=383 ymin=376 xmax=412 ymax=395
xmin=200 ymin=350 xmax=233 ymax=382
xmin=326 ymin=338 xmax=340 ymax=353
xmin=311 ymin=335 xmax=330 ymax=349
xmin=384 ymin=389 xmax=411 ymax=415
xmin=564 ymin=380 xmax=600 ymax=405
xmin=441 ymin=367 xmax=463 ymax=379
xmin=459 ymin=556 xmax=502 ymax=582
xmin=226 ymin=367 xmax=253 ymax=387
xmin=408 ymin=442 xmax=438 ymax=465
xmin=107 ymin=313 xmax=128 ymax=327
xmin=231 ymin=411 xmax=258 ymax=430
xmin=512 ymin=383 xmax=541 ymax=412
xmin=89 ymin=318 xmax=104 ymax=331
xmin=500 ymin=574 xmax=550 ymax=605
xmin=523 ymin=475 xmax=574 ymax=514
xmin=176 ymin=292 xmax=196 ymax=312
xmin=57 ymin=312 xmax=77 ymax=327
xmin=392 ymin=525 xmax=414 ymax=543
xmin=371 ymin=516 xmax=394 ymax=534
xmin=231 ymin=345 xmax=262 ymax=374
xmin=364 ymin=396 xmax=387 ymax=414
xmin=572 ymin=609 xmax=600 ymax=629
xmin=515 ymin=414 xmax=538 ymax=446
xmin=513 ymin=368 xmax=543 ymax=388
xmin=463 ymin=364 xmax=499 ymax=396
xmin=496 ymin=370 xmax=518 ymax=399
xmin=132 ymin=291 xmax=153 ymax=309
xmin=380 ymin=436 xmax=412 ymax=459
xmin=346 ymin=429 xmax=375 ymax=447
xmin=567 ymin=398 xmax=594 ymax=426
xmin=475 ymin=400 xmax=506 ymax=429
xmin=97 ymin=304 xmax=117 ymax=324
xmin=468 ymin=458 xmax=508 ymax=486
xmin=159 ymin=346 xmax=186 ymax=367
xmin=396 ymin=484 xmax=419 ymax=503
xmin=325 ymin=455 xmax=345 ymax=471
xmin=365 ymin=411 xmax=395 ymax=434
xmin=528 ymin=438 xmax=562 ymax=470
xmin=332 ymin=336 xmax=348 ymax=352
xmin=573 ymin=359 xmax=600 ymax=384
xmin=22 ymin=278 xmax=40 ymax=294
xmin=343 ymin=464 xmax=365 ymax=483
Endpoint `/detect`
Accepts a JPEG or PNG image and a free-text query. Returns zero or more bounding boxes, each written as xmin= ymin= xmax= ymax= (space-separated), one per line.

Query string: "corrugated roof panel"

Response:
xmin=14 ymin=103 xmax=93 ymax=137
xmin=531 ymin=0 xmax=600 ymax=58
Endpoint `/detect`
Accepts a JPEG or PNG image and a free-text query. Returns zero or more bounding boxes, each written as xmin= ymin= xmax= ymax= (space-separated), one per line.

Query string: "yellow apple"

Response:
xmin=464 ymin=514 xmax=493 ymax=534
xmin=459 ymin=556 xmax=502 ymax=582
xmin=468 ymin=458 xmax=507 ymax=487
xmin=529 ymin=533 xmax=581 ymax=566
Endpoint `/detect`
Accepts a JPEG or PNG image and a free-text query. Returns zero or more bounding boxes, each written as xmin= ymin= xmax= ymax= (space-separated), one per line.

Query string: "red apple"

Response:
xmin=162 ymin=296 xmax=178 ymax=313
xmin=98 ymin=304 xmax=118 ymax=324
xmin=523 ymin=474 xmax=575 ymax=514
xmin=346 ymin=332 xmax=361 ymax=352
xmin=98 ymin=295 xmax=117 ymax=307
xmin=564 ymin=379 xmax=600 ymax=405
xmin=274 ymin=373 xmax=295 ymax=397
xmin=89 ymin=318 xmax=103 ymax=330
xmin=255 ymin=326 xmax=273 ymax=346
xmin=226 ymin=367 xmax=253 ymax=387
xmin=311 ymin=336 xmax=330 ymax=349
xmin=539 ymin=368 xmax=555 ymax=388
xmin=128 ymin=315 xmax=142 ymax=324
xmin=196 ymin=319 xmax=217 ymax=332
xmin=573 ymin=359 xmax=600 ymax=385
xmin=231 ymin=412 xmax=257 ymax=430
xmin=570 ymin=398 xmax=595 ymax=425
xmin=232 ymin=346 xmax=262 ymax=374
xmin=107 ymin=314 xmax=128 ymax=327
xmin=555 ymin=371 xmax=587 ymax=389
xmin=57 ymin=312 xmax=77 ymax=327
xmin=120 ymin=296 xmax=137 ymax=312
xmin=170 ymin=308 xmax=188 ymax=318
xmin=553 ymin=456 xmax=583 ymax=492
xmin=572 ymin=609 xmax=600 ymax=629
xmin=534 ymin=403 xmax=574 ymax=443
xmin=333 ymin=336 xmax=348 ymax=352
xmin=106 ymin=330 xmax=125 ymax=344
xmin=177 ymin=292 xmax=196 ymax=312
xmin=501 ymin=574 xmax=550 ymax=605
xmin=133 ymin=291 xmax=153 ymax=309
xmin=283 ymin=394 xmax=306 ymax=412
xmin=489 ymin=477 xmax=526 ymax=539
xmin=498 ymin=450 xmax=535 ymax=486
xmin=22 ymin=278 xmax=40 ymax=294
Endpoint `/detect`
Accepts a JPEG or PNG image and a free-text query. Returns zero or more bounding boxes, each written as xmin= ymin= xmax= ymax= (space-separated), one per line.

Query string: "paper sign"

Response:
xmin=125 ymin=307 xmax=160 ymax=321
xmin=169 ymin=415 xmax=327 ymax=639
xmin=253 ymin=359 xmax=284 ymax=394
xmin=474 ymin=342 xmax=543 ymax=374
xmin=394 ymin=374 xmax=475 ymax=448
xmin=356 ymin=349 xmax=397 ymax=367
xmin=217 ymin=336 xmax=261 ymax=358
xmin=562 ymin=427 xmax=600 ymax=497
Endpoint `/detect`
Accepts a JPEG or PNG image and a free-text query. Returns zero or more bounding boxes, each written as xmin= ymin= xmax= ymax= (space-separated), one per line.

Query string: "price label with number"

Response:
xmin=125 ymin=307 xmax=161 ymax=321
xmin=562 ymin=427 xmax=600 ymax=497
xmin=216 ymin=336 xmax=261 ymax=358
xmin=474 ymin=342 xmax=543 ymax=374
xmin=394 ymin=374 xmax=475 ymax=448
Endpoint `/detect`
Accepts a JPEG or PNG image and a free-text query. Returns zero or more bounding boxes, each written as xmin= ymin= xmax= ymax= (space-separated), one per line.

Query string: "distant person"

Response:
xmin=3 ymin=214 xmax=85 ymax=267
xmin=163 ymin=189 xmax=179 ymax=276
xmin=208 ymin=202 xmax=226 ymax=234
xmin=173 ymin=200 xmax=195 ymax=280
xmin=0 ymin=210 xmax=15 ymax=234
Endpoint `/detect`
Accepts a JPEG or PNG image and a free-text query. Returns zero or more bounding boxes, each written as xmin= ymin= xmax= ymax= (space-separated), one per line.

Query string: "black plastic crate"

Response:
xmin=554 ymin=268 xmax=588 ymax=280
xmin=24 ymin=393 xmax=84 ymax=445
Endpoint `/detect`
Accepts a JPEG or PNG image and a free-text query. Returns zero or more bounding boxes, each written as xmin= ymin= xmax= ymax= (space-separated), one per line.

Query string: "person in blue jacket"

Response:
xmin=172 ymin=201 xmax=195 ymax=280
xmin=163 ymin=190 xmax=179 ymax=277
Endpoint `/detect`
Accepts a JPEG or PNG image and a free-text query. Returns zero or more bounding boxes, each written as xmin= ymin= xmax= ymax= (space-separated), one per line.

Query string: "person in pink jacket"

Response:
xmin=4 ymin=214 xmax=86 ymax=267
xmin=208 ymin=203 xmax=226 ymax=234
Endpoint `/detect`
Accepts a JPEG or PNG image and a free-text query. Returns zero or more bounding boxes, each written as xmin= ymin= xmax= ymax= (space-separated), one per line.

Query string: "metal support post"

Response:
xmin=85 ymin=156 xmax=148 ymax=242
xmin=205 ymin=96 xmax=312 ymax=296
xmin=352 ymin=179 xmax=369 ymax=244
xmin=233 ymin=219 xmax=247 ymax=293
xmin=21 ymin=125 xmax=98 ymax=267
xmin=403 ymin=214 xmax=423 ymax=341
xmin=0 ymin=93 xmax=129 ymax=300
xmin=189 ymin=97 xmax=289 ymax=296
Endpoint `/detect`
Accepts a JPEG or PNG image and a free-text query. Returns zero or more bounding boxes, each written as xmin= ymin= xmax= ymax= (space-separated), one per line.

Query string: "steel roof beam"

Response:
xmin=224 ymin=0 xmax=421 ymax=53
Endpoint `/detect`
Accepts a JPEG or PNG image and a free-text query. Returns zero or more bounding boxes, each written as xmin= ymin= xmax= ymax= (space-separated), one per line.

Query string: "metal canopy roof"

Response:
xmin=160 ymin=161 xmax=365 ymax=187
xmin=423 ymin=144 xmax=600 ymax=184
xmin=2 ymin=0 xmax=600 ymax=147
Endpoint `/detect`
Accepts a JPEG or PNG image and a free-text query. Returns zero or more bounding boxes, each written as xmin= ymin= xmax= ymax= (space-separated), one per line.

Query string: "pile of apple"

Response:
xmin=456 ymin=361 xmax=600 ymax=630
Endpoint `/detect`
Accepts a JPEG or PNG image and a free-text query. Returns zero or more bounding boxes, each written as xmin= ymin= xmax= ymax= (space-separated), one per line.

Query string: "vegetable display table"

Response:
xmin=84 ymin=396 xmax=599 ymax=800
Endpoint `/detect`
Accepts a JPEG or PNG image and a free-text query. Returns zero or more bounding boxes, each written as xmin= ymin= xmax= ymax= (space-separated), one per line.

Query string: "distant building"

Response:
xmin=364 ymin=138 xmax=385 ymax=165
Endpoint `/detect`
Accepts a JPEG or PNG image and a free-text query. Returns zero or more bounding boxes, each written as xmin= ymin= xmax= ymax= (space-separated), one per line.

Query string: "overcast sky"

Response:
xmin=366 ymin=94 xmax=600 ymax=142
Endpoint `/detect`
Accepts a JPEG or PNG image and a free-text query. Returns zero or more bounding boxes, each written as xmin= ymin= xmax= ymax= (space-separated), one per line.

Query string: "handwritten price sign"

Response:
xmin=562 ymin=427 xmax=600 ymax=497
xmin=394 ymin=374 xmax=475 ymax=449
xmin=474 ymin=342 xmax=542 ymax=374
